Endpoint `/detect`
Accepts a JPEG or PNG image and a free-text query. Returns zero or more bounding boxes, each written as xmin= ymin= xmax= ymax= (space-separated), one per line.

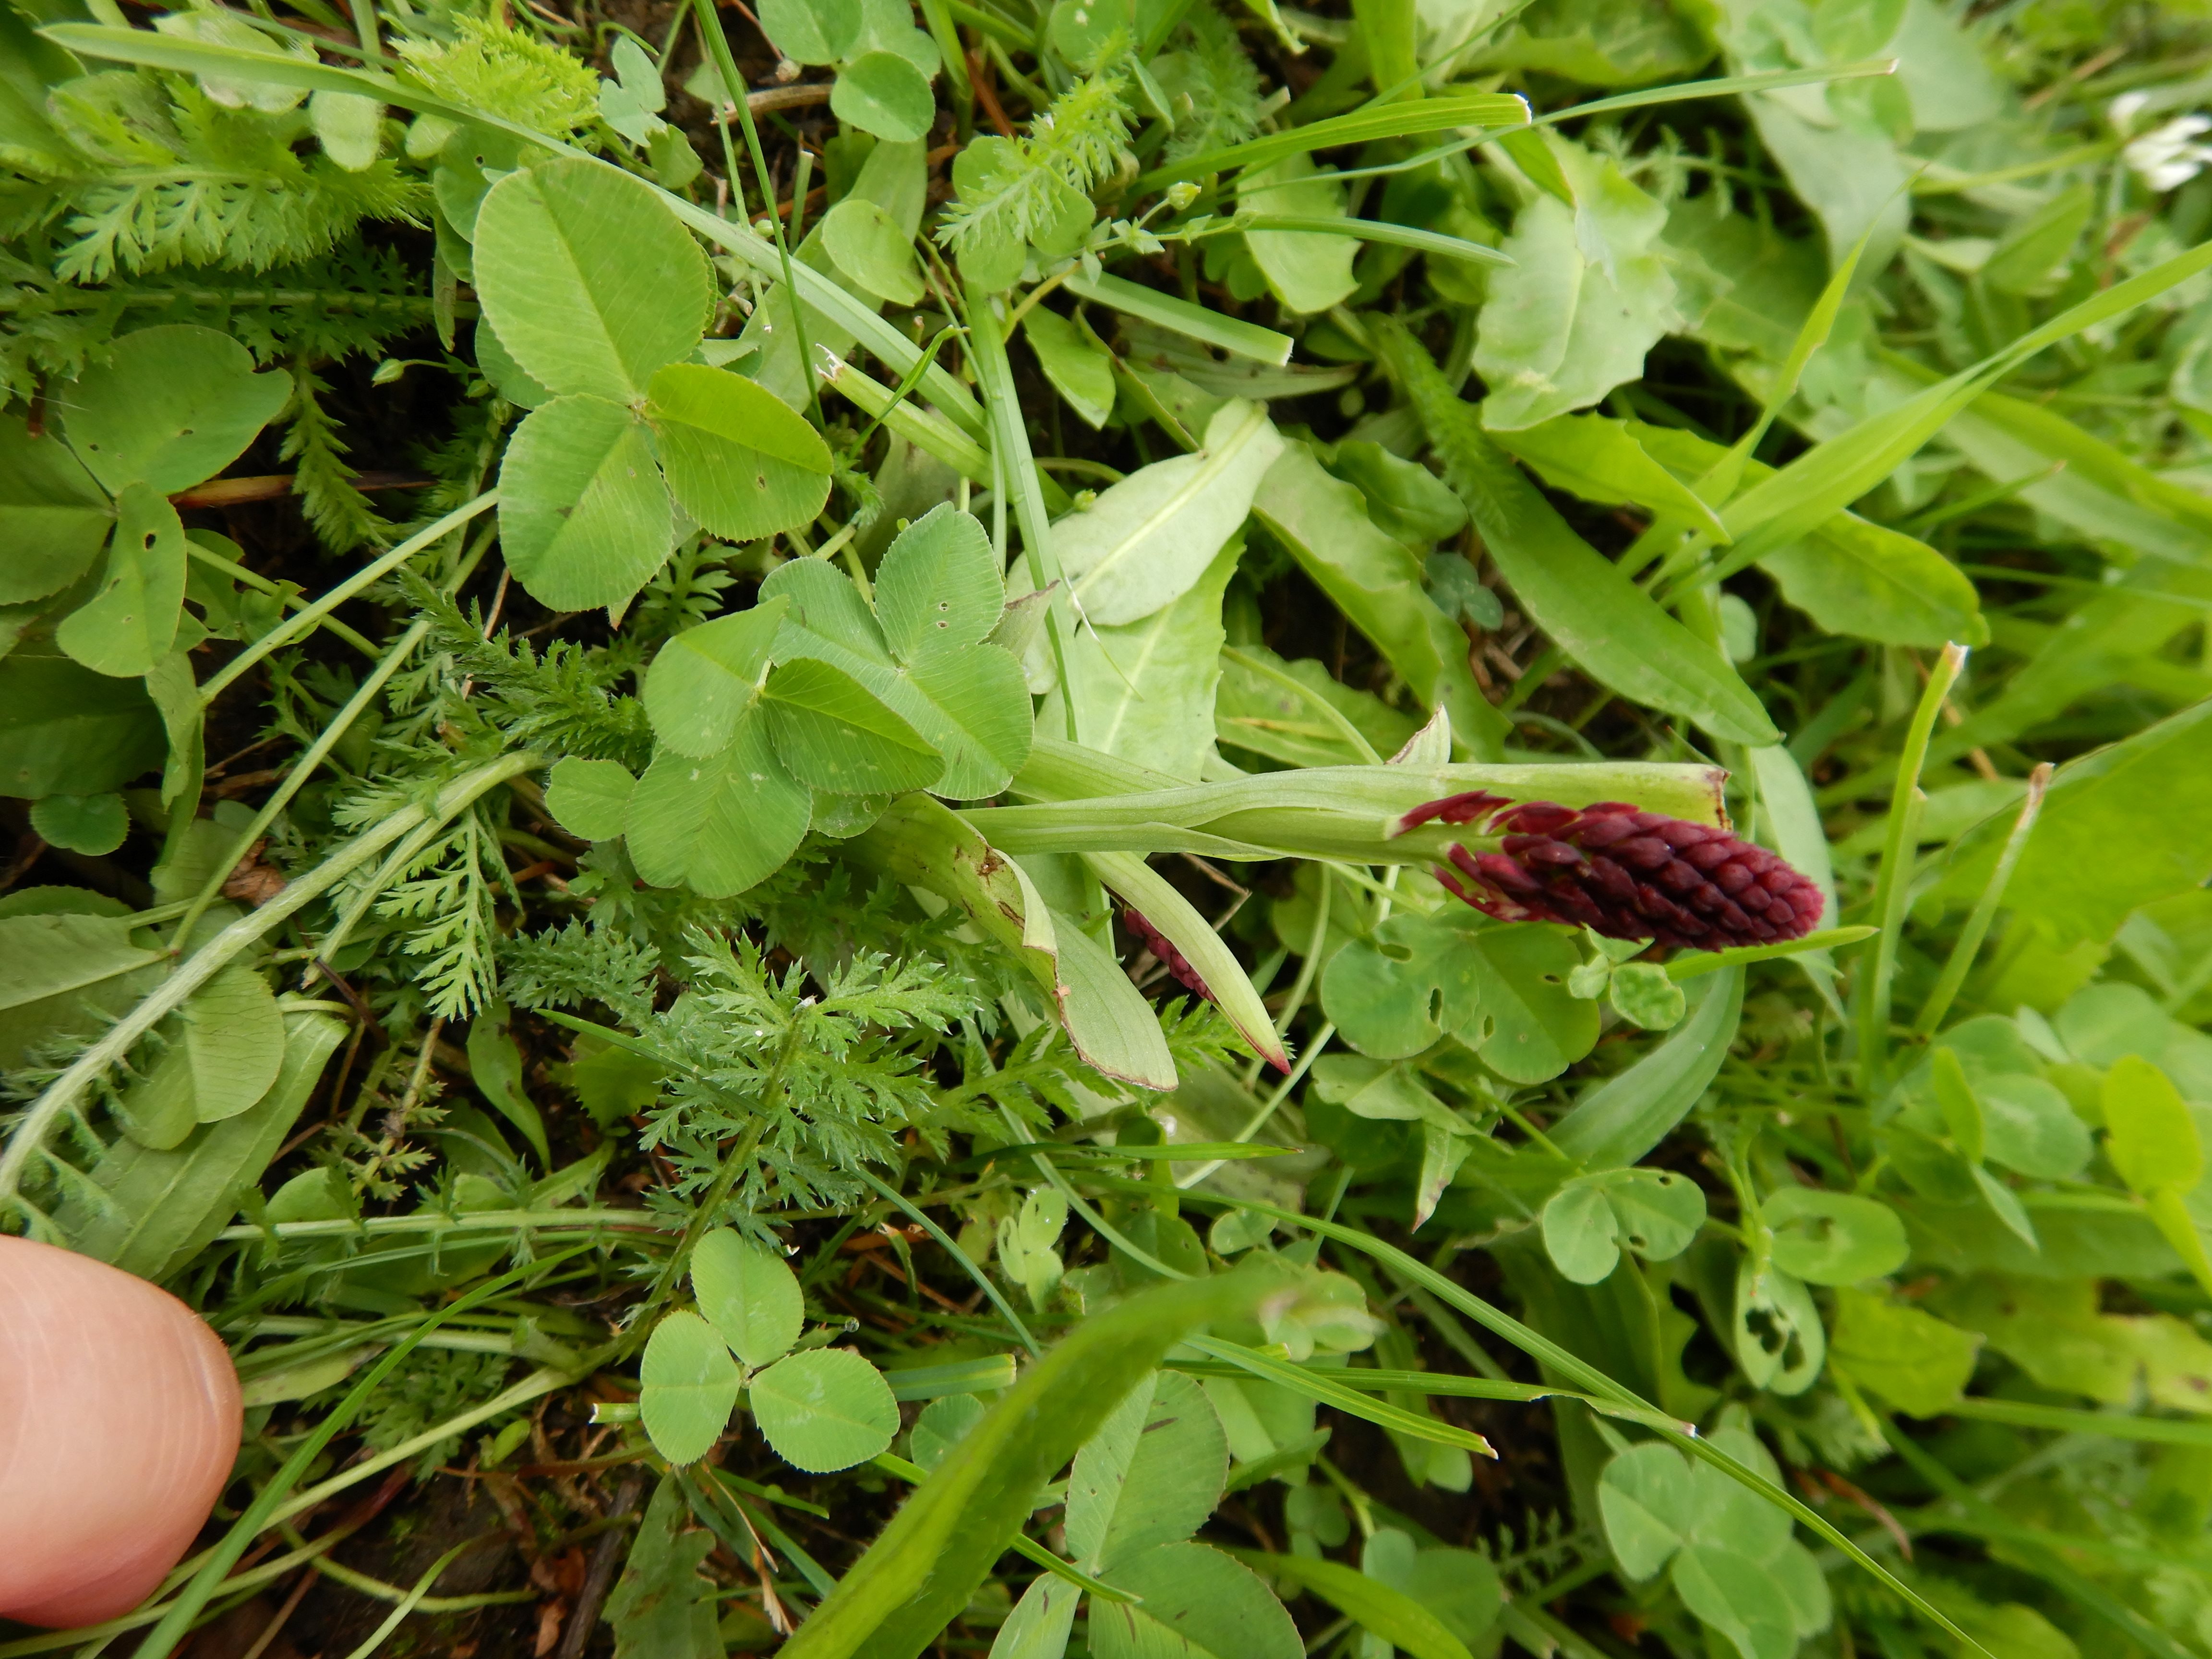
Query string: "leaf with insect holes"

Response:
xmin=641 ymin=1310 xmax=743 ymax=1464
xmin=1540 ymin=1167 xmax=1706 ymax=1285
xmin=645 ymin=363 xmax=834 ymax=544
xmin=61 ymin=325 xmax=292 ymax=496
xmin=1763 ymin=1188 xmax=1908 ymax=1286
xmin=749 ymin=1347 xmax=900 ymax=1472
xmin=57 ymin=483 xmax=186 ymax=679
xmin=691 ymin=1228 xmax=805 ymax=1370
xmin=1321 ymin=909 xmax=1598 ymax=1084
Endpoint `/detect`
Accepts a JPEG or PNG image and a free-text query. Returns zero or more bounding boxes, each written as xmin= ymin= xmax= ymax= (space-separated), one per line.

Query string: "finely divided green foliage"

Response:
xmin=10 ymin=5 xmax=2212 ymax=1659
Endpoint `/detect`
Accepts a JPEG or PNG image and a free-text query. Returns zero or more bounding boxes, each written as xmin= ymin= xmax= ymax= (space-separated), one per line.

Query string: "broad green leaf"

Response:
xmin=309 ymin=87 xmax=383 ymax=170
xmin=821 ymin=195 xmax=925 ymax=306
xmin=1541 ymin=1168 xmax=1706 ymax=1284
xmin=1381 ymin=322 xmax=1778 ymax=745
xmin=910 ymin=1393 xmax=988 ymax=1470
xmin=767 ymin=507 xmax=1032 ymax=799
xmin=1065 ymin=1371 xmax=1228 ymax=1572
xmin=0 ymin=414 xmax=113 ymax=605
xmin=607 ymin=1476 xmax=721 ymax=1659
xmin=1474 ymin=135 xmax=1676 ymax=431
xmin=1250 ymin=443 xmax=1507 ymax=757
xmin=1550 ymin=969 xmax=1743 ymax=1170
xmin=763 ymin=656 xmax=945 ymax=794
xmin=645 ymin=362 xmax=834 ymax=542
xmin=498 ymin=396 xmax=676 ymax=611
xmin=1763 ymin=1188 xmax=1908 ymax=1286
xmin=986 ymin=1577 xmax=1078 ymax=1659
xmin=758 ymin=0 xmax=862 ymax=62
xmin=1630 ymin=422 xmax=1984 ymax=650
xmin=1214 ymin=644 xmax=1420 ymax=769
xmin=543 ymin=756 xmax=636 ymax=841
xmin=1043 ymin=541 xmax=1234 ymax=784
xmin=57 ymin=482 xmax=186 ymax=678
xmin=118 ymin=963 xmax=288 ymax=1150
xmin=625 ymin=719 xmax=813 ymax=896
xmin=1830 ymin=1289 xmax=1982 ymax=1418
xmin=1540 ymin=1183 xmax=1620 ymax=1285
xmin=1238 ymin=155 xmax=1359 ymax=315
xmin=60 ymin=1011 xmax=345 ymax=1281
xmin=1609 ymin=962 xmax=1686 ymax=1029
xmin=1402 ymin=1549 xmax=1503 ymax=1647
xmin=1931 ymin=697 xmax=2212 ymax=947
xmin=473 ymin=157 xmax=712 ymax=401
xmin=1321 ymin=910 xmax=1599 ymax=1084
xmin=832 ymin=50 xmax=936 ymax=143
xmin=640 ymin=1310 xmax=743 ymax=1464
xmin=1671 ymin=1544 xmax=1800 ymax=1659
xmin=751 ymin=1347 xmax=900 ymax=1472
xmin=1599 ymin=1441 xmax=1695 ymax=1578
xmin=1225 ymin=1550 xmax=1476 ymax=1659
xmin=691 ymin=1228 xmax=805 ymax=1369
xmin=845 ymin=794 xmax=1177 ymax=1090
xmin=1055 ymin=399 xmax=1285 ymax=626
xmin=29 ymin=792 xmax=128 ymax=856
xmin=644 ymin=601 xmax=790 ymax=757
xmin=1978 ymin=1073 xmax=2091 ymax=1181
xmin=0 ymin=645 xmax=166 ymax=803
xmin=776 ymin=1260 xmax=1292 ymax=1659
xmin=1091 ymin=1543 xmax=1303 ymax=1659
xmin=1489 ymin=413 xmax=1728 ymax=540
xmin=1324 ymin=441 xmax=1467 ymax=549
xmin=61 ymin=324 xmax=292 ymax=495
xmin=476 ymin=316 xmax=552 ymax=409
xmin=2103 ymin=1055 xmax=2201 ymax=1198
xmin=1023 ymin=307 xmax=1116 ymax=430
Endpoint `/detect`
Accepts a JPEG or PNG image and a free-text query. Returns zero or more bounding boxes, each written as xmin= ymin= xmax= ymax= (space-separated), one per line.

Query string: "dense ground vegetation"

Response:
xmin=8 ymin=0 xmax=2212 ymax=1654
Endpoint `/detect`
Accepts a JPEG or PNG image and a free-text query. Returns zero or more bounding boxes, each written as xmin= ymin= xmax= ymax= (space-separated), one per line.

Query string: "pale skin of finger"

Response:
xmin=0 ymin=1236 xmax=242 ymax=1628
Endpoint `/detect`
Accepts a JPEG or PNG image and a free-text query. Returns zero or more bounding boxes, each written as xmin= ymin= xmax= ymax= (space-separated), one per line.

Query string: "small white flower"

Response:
xmin=2109 ymin=90 xmax=2154 ymax=133
xmin=2124 ymin=114 xmax=2212 ymax=192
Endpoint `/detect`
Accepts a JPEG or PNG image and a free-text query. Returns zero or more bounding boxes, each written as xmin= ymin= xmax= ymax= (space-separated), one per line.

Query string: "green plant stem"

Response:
xmin=869 ymin=1452 xmax=1133 ymax=1599
xmin=184 ymin=538 xmax=382 ymax=660
xmin=132 ymin=1252 xmax=593 ymax=1659
xmin=855 ymin=1167 xmax=1040 ymax=1356
xmin=1219 ymin=646 xmax=1381 ymax=762
xmin=0 ymin=751 xmax=540 ymax=1222
xmin=197 ymin=491 xmax=498 ymax=706
xmin=172 ymin=618 xmax=430 ymax=951
xmin=1854 ymin=642 xmax=1965 ymax=1094
xmin=694 ymin=12 xmax=824 ymax=430
xmin=1911 ymin=760 xmax=2051 ymax=1036
xmin=963 ymin=281 xmax=1082 ymax=745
